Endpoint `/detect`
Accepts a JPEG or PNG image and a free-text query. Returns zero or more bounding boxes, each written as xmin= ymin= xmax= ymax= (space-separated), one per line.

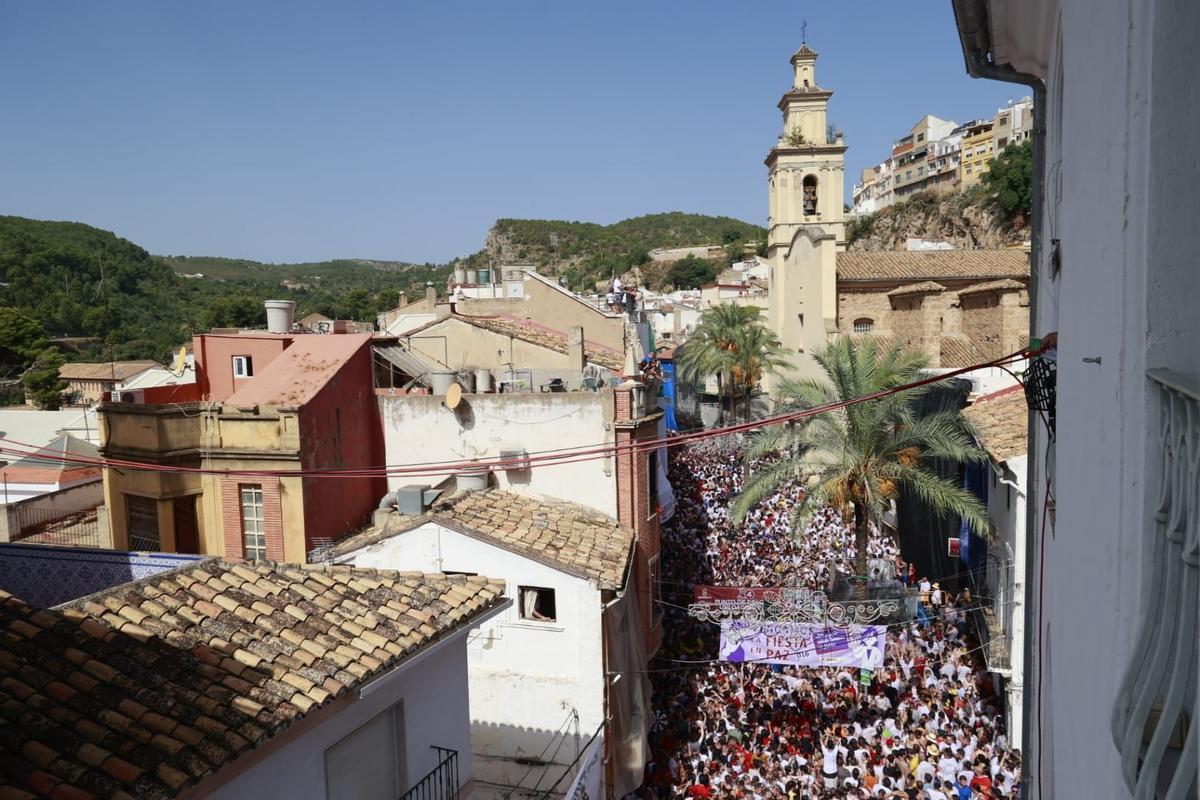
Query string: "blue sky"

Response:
xmin=0 ymin=2 xmax=1021 ymax=264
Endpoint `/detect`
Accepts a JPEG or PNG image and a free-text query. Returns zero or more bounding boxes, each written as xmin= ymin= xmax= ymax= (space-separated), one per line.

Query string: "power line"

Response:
xmin=0 ymin=348 xmax=1033 ymax=480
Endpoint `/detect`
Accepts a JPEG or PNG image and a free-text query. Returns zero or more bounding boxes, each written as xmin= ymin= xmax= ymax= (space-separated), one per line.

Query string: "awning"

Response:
xmin=374 ymin=346 xmax=439 ymax=383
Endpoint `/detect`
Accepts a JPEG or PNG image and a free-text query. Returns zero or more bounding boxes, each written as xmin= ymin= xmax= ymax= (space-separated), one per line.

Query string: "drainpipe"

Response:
xmin=951 ymin=1 xmax=1046 ymax=793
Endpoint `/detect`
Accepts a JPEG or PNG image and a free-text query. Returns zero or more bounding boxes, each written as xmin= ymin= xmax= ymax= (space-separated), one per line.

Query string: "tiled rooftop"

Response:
xmin=886 ymin=281 xmax=946 ymax=297
xmin=431 ymin=491 xmax=634 ymax=588
xmin=452 ymin=315 xmax=624 ymax=371
xmin=964 ymin=386 xmax=1029 ymax=463
xmin=0 ymin=560 xmax=504 ymax=799
xmin=334 ymin=490 xmax=635 ymax=590
xmin=939 ymin=335 xmax=986 ymax=369
xmin=836 ymin=249 xmax=1030 ymax=282
xmin=58 ymin=362 xmax=160 ymax=382
xmin=956 ymin=278 xmax=1027 ymax=296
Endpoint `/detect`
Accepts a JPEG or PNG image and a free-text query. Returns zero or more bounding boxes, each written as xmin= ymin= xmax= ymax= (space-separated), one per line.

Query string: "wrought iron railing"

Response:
xmin=399 ymin=746 xmax=459 ymax=800
xmin=1110 ymin=369 xmax=1198 ymax=797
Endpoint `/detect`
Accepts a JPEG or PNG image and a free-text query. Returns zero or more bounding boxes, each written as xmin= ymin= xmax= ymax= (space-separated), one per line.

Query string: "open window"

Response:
xmin=232 ymin=355 xmax=253 ymax=379
xmin=518 ymin=586 xmax=557 ymax=622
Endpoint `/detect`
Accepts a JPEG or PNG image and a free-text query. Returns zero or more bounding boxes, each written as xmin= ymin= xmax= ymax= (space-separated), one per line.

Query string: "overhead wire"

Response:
xmin=0 ymin=347 xmax=1036 ymax=480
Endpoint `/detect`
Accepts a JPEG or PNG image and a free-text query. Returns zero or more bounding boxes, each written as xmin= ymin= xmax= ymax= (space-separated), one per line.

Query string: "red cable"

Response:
xmin=0 ymin=348 xmax=1034 ymax=480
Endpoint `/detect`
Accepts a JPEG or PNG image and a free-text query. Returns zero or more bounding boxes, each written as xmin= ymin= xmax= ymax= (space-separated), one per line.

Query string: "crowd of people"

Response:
xmin=636 ymin=441 xmax=1021 ymax=799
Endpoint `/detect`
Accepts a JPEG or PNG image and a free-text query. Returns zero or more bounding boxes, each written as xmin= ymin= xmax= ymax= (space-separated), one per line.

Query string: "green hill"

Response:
xmin=0 ymin=216 xmax=448 ymax=364
xmin=463 ymin=212 xmax=766 ymax=291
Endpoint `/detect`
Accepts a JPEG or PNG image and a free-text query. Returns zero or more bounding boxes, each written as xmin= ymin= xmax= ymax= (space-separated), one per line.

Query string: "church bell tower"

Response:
xmin=764 ymin=41 xmax=847 ymax=390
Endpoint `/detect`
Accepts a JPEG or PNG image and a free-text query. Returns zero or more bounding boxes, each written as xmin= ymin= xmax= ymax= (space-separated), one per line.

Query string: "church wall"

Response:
xmin=836 ymin=289 xmax=895 ymax=336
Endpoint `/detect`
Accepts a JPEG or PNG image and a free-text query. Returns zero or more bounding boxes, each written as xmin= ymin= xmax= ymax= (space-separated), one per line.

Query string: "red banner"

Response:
xmin=693 ymin=585 xmax=773 ymax=602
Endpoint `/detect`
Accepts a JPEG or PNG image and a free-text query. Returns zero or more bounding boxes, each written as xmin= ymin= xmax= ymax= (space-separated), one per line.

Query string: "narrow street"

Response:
xmin=638 ymin=442 xmax=1021 ymax=798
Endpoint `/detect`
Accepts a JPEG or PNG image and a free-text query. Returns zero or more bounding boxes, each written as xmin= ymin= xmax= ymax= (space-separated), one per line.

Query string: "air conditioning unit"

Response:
xmin=111 ymin=390 xmax=144 ymax=404
xmin=499 ymin=448 xmax=530 ymax=470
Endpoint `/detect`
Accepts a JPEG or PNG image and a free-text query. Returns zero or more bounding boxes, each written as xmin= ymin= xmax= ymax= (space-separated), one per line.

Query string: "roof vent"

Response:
xmin=395 ymin=484 xmax=438 ymax=515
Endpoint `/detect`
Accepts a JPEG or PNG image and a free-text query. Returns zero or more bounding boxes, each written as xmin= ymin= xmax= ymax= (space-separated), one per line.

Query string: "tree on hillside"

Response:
xmin=980 ymin=139 xmax=1033 ymax=218
xmin=21 ymin=348 xmax=66 ymax=410
xmin=204 ymin=297 xmax=265 ymax=329
xmin=0 ymin=308 xmax=47 ymax=378
xmin=677 ymin=305 xmax=787 ymax=424
xmin=666 ymin=256 xmax=717 ymax=290
xmin=732 ymin=338 xmax=992 ymax=598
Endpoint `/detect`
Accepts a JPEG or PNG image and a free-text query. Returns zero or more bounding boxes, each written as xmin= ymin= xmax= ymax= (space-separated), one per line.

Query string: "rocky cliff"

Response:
xmin=847 ymin=191 xmax=1028 ymax=251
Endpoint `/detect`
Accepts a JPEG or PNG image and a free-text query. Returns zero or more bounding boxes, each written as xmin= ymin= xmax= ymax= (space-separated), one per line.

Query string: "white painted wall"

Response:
xmin=209 ymin=631 xmax=475 ymax=800
xmin=0 ymin=480 xmax=103 ymax=541
xmin=337 ymin=521 xmax=605 ymax=797
xmin=0 ymin=476 xmax=102 ymax=506
xmin=384 ymin=313 xmax=439 ymax=336
xmin=378 ymin=393 xmax=618 ymax=518
xmin=998 ymin=0 xmax=1195 ymax=796
xmin=984 ymin=454 xmax=1026 ymax=749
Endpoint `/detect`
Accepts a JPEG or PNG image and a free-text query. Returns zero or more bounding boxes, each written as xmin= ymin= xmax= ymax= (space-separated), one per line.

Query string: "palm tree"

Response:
xmin=677 ymin=305 xmax=782 ymax=424
xmin=732 ymin=337 xmax=993 ymax=598
xmin=729 ymin=321 xmax=791 ymax=422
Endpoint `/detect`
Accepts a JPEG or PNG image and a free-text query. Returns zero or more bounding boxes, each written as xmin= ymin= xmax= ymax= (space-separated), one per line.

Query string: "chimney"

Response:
xmin=264 ymin=300 xmax=295 ymax=333
xmin=425 ymin=285 xmax=437 ymax=306
xmin=567 ymin=325 xmax=586 ymax=371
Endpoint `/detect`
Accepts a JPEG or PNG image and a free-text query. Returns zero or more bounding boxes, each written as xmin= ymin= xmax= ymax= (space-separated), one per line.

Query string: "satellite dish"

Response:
xmin=170 ymin=346 xmax=188 ymax=377
xmin=444 ymin=382 xmax=463 ymax=410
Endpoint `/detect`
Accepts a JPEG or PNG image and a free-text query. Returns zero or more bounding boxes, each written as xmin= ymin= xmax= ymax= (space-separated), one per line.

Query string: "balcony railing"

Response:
xmin=399 ymin=746 xmax=459 ymax=800
xmin=1110 ymin=369 xmax=1199 ymax=797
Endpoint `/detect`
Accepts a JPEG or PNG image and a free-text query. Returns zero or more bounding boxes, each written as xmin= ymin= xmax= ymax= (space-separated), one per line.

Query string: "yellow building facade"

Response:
xmin=959 ymin=120 xmax=996 ymax=189
xmin=99 ymin=403 xmax=310 ymax=562
xmin=764 ymin=42 xmax=846 ymax=391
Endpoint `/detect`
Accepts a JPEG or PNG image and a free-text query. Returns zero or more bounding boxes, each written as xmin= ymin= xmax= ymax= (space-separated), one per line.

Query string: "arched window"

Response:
xmin=853 ymin=318 xmax=874 ymax=334
xmin=802 ymin=175 xmax=818 ymax=216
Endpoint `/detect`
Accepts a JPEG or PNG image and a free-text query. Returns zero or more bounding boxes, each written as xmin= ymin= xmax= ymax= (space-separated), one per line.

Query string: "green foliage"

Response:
xmin=845 ymin=213 xmax=876 ymax=246
xmin=786 ymin=128 xmax=807 ymax=147
xmin=980 ymin=139 xmax=1033 ymax=218
xmin=485 ymin=213 xmax=765 ymax=291
xmin=21 ymin=348 xmax=66 ymax=409
xmin=0 ymin=217 xmax=451 ymax=368
xmin=0 ymin=307 xmax=47 ymax=379
xmin=664 ymin=256 xmax=717 ymax=290
xmin=676 ymin=305 xmax=790 ymax=424
xmin=203 ymin=297 xmax=265 ymax=330
xmin=733 ymin=338 xmax=992 ymax=594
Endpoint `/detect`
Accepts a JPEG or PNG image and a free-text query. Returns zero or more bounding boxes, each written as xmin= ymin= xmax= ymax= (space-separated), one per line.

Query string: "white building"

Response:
xmin=0 ymin=559 xmax=508 ymax=800
xmin=332 ymin=489 xmax=650 ymax=800
xmin=954 ymin=0 xmax=1199 ymax=797
xmin=964 ymin=386 xmax=1028 ymax=748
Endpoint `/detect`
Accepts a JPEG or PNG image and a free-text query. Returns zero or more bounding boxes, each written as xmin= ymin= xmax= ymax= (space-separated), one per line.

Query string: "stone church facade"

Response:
xmin=763 ymin=42 xmax=1030 ymax=382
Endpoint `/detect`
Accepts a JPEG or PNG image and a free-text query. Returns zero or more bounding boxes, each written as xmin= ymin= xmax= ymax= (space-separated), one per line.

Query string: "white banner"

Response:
xmin=719 ymin=621 xmax=885 ymax=669
xmin=564 ymin=730 xmax=604 ymax=800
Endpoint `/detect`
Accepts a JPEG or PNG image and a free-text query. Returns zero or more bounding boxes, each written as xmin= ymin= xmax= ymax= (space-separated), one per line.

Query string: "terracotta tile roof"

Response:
xmin=939 ymin=335 xmax=985 ymax=369
xmin=58 ymin=362 xmax=160 ymax=382
xmin=430 ymin=491 xmax=634 ymax=588
xmin=886 ymin=281 xmax=946 ymax=297
xmin=335 ymin=491 xmax=635 ymax=589
xmin=453 ymin=315 xmax=624 ymax=371
xmin=836 ymin=250 xmax=1029 ymax=282
xmin=964 ymin=387 xmax=1029 ymax=462
xmin=0 ymin=560 xmax=504 ymax=798
xmin=955 ymin=278 xmax=1027 ymax=296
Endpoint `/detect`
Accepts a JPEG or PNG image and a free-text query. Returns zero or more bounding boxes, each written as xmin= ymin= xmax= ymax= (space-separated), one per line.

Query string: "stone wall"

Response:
xmin=835 ymin=281 xmax=1028 ymax=368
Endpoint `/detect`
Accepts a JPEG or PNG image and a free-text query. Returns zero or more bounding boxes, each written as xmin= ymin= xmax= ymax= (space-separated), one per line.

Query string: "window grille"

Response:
xmin=1110 ymin=369 xmax=1199 ymax=796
